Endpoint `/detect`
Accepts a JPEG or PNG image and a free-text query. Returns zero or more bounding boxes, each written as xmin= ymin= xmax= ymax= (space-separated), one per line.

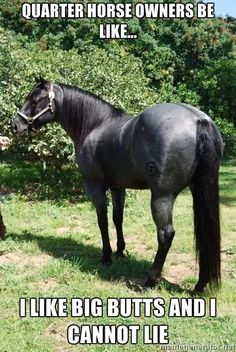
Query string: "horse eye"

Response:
xmin=31 ymin=95 xmax=42 ymax=104
xmin=30 ymin=98 xmax=37 ymax=105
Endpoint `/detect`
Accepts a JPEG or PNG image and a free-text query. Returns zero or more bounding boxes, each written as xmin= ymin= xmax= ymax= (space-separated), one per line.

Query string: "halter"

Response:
xmin=17 ymin=83 xmax=55 ymax=125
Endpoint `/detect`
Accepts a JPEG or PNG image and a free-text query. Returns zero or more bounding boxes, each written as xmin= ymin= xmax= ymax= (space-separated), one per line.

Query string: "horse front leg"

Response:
xmin=0 ymin=210 xmax=6 ymax=239
xmin=111 ymin=189 xmax=126 ymax=257
xmin=145 ymin=192 xmax=176 ymax=287
xmin=84 ymin=181 xmax=112 ymax=264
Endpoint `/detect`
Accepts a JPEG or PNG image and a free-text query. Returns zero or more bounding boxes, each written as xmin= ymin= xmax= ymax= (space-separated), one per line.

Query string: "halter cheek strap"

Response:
xmin=17 ymin=83 xmax=55 ymax=125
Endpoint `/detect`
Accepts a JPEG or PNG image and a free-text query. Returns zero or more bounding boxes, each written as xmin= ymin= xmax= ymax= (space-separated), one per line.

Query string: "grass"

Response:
xmin=0 ymin=157 xmax=235 ymax=351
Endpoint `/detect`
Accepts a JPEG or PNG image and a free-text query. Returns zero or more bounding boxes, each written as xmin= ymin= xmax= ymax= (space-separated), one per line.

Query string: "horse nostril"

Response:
xmin=13 ymin=124 xmax=18 ymax=134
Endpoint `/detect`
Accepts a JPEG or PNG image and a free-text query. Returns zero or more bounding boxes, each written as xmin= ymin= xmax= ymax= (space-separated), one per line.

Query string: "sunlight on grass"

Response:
xmin=0 ymin=159 xmax=235 ymax=351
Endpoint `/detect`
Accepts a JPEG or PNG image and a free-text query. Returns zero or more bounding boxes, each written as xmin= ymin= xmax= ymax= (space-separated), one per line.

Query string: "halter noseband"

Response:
xmin=17 ymin=83 xmax=55 ymax=125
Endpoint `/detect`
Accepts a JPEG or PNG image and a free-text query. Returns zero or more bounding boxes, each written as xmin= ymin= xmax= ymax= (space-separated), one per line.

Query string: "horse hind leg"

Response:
xmin=111 ymin=189 xmax=126 ymax=257
xmin=145 ymin=192 xmax=176 ymax=287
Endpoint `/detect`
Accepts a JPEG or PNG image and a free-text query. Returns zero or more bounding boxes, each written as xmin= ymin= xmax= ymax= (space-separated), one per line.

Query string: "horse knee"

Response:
xmin=158 ymin=225 xmax=175 ymax=250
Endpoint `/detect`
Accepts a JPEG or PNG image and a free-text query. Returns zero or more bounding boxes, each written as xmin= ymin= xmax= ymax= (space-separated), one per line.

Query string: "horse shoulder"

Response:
xmin=75 ymin=129 xmax=105 ymax=181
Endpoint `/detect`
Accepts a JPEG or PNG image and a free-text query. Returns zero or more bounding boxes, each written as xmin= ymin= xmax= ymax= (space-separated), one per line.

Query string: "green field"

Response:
xmin=0 ymin=158 xmax=235 ymax=351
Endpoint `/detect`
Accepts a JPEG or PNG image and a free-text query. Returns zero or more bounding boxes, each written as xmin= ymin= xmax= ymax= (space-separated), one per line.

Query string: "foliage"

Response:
xmin=0 ymin=29 xmax=158 ymax=161
xmin=0 ymin=158 xmax=83 ymax=201
xmin=0 ymin=0 xmax=236 ymax=159
xmin=215 ymin=118 xmax=236 ymax=157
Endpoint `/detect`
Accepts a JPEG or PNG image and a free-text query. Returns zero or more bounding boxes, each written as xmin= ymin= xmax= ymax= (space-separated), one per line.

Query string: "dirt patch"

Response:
xmin=165 ymin=253 xmax=196 ymax=283
xmin=57 ymin=225 xmax=87 ymax=235
xmin=130 ymin=240 xmax=147 ymax=254
xmin=45 ymin=323 xmax=75 ymax=352
xmin=45 ymin=322 xmax=66 ymax=343
xmin=168 ymin=252 xmax=195 ymax=267
xmin=30 ymin=278 xmax=59 ymax=291
xmin=221 ymin=253 xmax=235 ymax=277
xmin=0 ymin=251 xmax=51 ymax=268
xmin=222 ymin=231 xmax=236 ymax=247
xmin=110 ymin=235 xmax=147 ymax=255
xmin=226 ymin=232 xmax=236 ymax=239
xmin=126 ymin=234 xmax=149 ymax=254
xmin=53 ymin=348 xmax=73 ymax=352
xmin=165 ymin=250 xmax=234 ymax=283
xmin=165 ymin=262 xmax=196 ymax=283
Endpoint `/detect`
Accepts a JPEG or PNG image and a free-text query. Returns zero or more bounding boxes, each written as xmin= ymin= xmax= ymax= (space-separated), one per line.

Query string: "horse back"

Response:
xmin=77 ymin=103 xmax=217 ymax=192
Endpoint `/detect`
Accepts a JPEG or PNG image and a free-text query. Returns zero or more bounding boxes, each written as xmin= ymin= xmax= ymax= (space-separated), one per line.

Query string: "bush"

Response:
xmin=0 ymin=7 xmax=236 ymax=161
xmin=0 ymin=29 xmax=158 ymax=162
xmin=215 ymin=118 xmax=236 ymax=157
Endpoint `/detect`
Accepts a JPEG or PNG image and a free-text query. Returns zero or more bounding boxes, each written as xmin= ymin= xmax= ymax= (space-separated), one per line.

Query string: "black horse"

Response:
xmin=12 ymin=78 xmax=223 ymax=292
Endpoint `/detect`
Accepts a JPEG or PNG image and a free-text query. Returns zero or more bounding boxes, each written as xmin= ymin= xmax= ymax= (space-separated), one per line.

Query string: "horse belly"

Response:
xmin=107 ymin=178 xmax=149 ymax=190
xmin=103 ymin=160 xmax=149 ymax=189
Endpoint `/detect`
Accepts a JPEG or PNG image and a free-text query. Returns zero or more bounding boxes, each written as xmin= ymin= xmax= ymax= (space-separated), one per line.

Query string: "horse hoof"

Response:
xmin=0 ymin=225 xmax=6 ymax=240
xmin=101 ymin=256 xmax=112 ymax=266
xmin=193 ymin=283 xmax=205 ymax=294
xmin=144 ymin=277 xmax=157 ymax=288
xmin=116 ymin=250 xmax=125 ymax=258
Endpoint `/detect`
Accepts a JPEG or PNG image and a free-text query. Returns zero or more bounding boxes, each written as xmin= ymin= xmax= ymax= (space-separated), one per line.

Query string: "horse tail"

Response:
xmin=192 ymin=118 xmax=223 ymax=290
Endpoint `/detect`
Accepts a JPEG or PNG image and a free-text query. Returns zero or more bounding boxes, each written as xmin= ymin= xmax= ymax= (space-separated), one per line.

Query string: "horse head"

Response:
xmin=12 ymin=77 xmax=56 ymax=135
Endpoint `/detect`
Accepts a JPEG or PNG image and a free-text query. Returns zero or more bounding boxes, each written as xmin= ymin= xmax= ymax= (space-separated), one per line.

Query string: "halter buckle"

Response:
xmin=49 ymin=90 xmax=55 ymax=100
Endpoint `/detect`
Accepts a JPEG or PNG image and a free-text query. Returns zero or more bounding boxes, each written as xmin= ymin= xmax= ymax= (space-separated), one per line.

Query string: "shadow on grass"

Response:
xmin=5 ymin=231 xmax=189 ymax=294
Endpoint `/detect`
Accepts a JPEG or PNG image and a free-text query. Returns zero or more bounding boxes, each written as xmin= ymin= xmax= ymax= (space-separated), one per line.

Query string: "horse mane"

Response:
xmin=59 ymin=84 xmax=127 ymax=145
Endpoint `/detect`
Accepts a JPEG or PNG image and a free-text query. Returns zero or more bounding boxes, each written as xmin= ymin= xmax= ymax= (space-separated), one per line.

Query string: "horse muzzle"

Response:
xmin=12 ymin=118 xmax=29 ymax=136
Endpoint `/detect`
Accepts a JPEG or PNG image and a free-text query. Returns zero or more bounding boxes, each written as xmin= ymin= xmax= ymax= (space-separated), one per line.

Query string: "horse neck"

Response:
xmin=55 ymin=84 xmax=127 ymax=146
xmin=54 ymin=84 xmax=81 ymax=144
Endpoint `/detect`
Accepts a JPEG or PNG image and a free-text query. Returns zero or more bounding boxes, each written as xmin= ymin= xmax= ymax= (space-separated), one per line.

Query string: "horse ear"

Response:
xmin=35 ymin=76 xmax=49 ymax=87
xmin=39 ymin=76 xmax=49 ymax=86
xmin=35 ymin=76 xmax=41 ymax=84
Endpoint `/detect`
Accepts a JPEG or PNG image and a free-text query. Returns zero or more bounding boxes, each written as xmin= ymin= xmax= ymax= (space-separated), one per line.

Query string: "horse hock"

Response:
xmin=145 ymin=194 xmax=176 ymax=287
